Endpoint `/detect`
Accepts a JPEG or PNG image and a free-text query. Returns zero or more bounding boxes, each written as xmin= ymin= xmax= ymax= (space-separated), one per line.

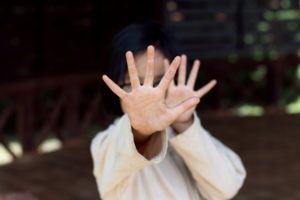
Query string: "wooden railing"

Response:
xmin=0 ymin=73 xmax=104 ymax=158
xmin=1 ymin=55 xmax=300 ymax=159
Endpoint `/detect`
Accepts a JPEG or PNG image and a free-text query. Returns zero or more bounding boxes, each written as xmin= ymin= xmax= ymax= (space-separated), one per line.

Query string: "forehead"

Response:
xmin=124 ymin=50 xmax=165 ymax=81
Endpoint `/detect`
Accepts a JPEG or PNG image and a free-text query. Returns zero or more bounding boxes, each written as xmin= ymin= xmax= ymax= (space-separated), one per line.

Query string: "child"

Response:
xmin=91 ymin=23 xmax=246 ymax=200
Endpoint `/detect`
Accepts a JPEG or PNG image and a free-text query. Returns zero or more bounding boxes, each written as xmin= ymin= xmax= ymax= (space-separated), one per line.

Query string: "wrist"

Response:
xmin=132 ymin=128 xmax=163 ymax=159
xmin=132 ymin=127 xmax=153 ymax=144
xmin=171 ymin=116 xmax=194 ymax=134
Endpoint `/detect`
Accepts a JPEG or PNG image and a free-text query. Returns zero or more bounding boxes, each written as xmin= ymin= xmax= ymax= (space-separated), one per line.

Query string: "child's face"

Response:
xmin=120 ymin=50 xmax=166 ymax=113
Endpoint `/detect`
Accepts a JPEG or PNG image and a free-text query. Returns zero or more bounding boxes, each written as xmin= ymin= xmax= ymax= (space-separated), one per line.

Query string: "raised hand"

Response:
xmin=102 ymin=46 xmax=200 ymax=137
xmin=164 ymin=55 xmax=217 ymax=133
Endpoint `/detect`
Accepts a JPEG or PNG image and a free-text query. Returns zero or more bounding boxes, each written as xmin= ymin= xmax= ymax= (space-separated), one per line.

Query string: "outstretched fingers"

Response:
xmin=178 ymin=54 xmax=187 ymax=85
xmin=187 ymin=60 xmax=200 ymax=88
xmin=170 ymin=97 xmax=200 ymax=119
xmin=196 ymin=79 xmax=217 ymax=98
xmin=163 ymin=58 xmax=175 ymax=87
xmin=126 ymin=51 xmax=140 ymax=89
xmin=102 ymin=75 xmax=127 ymax=99
xmin=143 ymin=46 xmax=155 ymax=86
xmin=158 ymin=56 xmax=181 ymax=91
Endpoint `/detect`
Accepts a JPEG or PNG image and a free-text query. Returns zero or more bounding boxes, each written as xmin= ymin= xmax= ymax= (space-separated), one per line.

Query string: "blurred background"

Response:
xmin=0 ymin=0 xmax=299 ymax=199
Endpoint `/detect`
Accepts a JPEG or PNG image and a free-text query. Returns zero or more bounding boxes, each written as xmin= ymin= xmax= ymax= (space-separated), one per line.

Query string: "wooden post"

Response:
xmin=266 ymin=59 xmax=283 ymax=113
xmin=64 ymin=87 xmax=80 ymax=138
xmin=16 ymin=92 xmax=36 ymax=153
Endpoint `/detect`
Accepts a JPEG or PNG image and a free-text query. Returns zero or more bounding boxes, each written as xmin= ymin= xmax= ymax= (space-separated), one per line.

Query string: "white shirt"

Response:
xmin=91 ymin=113 xmax=246 ymax=200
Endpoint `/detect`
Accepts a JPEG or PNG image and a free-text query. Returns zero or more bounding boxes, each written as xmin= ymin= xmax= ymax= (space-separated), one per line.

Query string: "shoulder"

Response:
xmin=90 ymin=117 xmax=121 ymax=154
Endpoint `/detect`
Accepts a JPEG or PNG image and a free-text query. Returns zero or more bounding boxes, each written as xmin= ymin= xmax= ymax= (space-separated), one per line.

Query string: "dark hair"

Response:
xmin=102 ymin=22 xmax=181 ymax=117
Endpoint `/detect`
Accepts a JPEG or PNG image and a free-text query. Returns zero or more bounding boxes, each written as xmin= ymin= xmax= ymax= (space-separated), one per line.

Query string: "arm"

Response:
xmin=164 ymin=55 xmax=246 ymax=198
xmin=94 ymin=46 xmax=199 ymax=198
xmin=169 ymin=113 xmax=246 ymax=200
xmin=91 ymin=114 xmax=168 ymax=198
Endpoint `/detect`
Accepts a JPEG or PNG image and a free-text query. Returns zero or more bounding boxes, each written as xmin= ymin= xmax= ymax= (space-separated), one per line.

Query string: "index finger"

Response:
xmin=158 ymin=56 xmax=181 ymax=91
xmin=126 ymin=51 xmax=140 ymax=89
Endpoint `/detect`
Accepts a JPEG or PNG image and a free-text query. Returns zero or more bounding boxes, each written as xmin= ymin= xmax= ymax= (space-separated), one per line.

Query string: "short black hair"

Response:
xmin=102 ymin=22 xmax=181 ymax=117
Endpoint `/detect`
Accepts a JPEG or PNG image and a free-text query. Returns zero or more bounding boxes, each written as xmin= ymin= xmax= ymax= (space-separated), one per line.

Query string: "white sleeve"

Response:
xmin=90 ymin=114 xmax=168 ymax=199
xmin=169 ymin=113 xmax=246 ymax=200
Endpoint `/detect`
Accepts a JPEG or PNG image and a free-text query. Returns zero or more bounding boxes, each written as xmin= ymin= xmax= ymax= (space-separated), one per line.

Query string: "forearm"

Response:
xmin=170 ymin=113 xmax=246 ymax=199
xmin=91 ymin=114 xmax=168 ymax=197
xmin=132 ymin=128 xmax=164 ymax=159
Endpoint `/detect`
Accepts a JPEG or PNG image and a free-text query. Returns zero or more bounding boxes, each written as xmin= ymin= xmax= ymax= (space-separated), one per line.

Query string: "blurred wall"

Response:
xmin=0 ymin=0 xmax=162 ymax=83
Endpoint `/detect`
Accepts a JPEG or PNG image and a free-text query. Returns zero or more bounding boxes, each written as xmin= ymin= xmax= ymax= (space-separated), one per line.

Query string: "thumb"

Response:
xmin=170 ymin=97 xmax=200 ymax=119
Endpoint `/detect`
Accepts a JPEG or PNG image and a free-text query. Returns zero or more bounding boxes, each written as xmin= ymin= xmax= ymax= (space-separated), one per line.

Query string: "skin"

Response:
xmin=164 ymin=55 xmax=217 ymax=133
xmin=102 ymin=45 xmax=216 ymax=158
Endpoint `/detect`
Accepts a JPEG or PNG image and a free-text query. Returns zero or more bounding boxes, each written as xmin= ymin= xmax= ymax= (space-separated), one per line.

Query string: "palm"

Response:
xmin=123 ymin=87 xmax=173 ymax=134
xmin=166 ymin=86 xmax=197 ymax=123
xmin=165 ymin=55 xmax=217 ymax=124
xmin=102 ymin=46 xmax=200 ymax=136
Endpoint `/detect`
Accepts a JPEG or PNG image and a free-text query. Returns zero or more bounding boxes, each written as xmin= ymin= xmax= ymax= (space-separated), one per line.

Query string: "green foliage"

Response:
xmin=244 ymin=34 xmax=255 ymax=45
xmin=235 ymin=104 xmax=264 ymax=116
xmin=297 ymin=65 xmax=300 ymax=80
xmin=281 ymin=0 xmax=292 ymax=9
xmin=276 ymin=9 xmax=300 ymax=20
xmin=252 ymin=46 xmax=264 ymax=61
xmin=257 ymin=22 xmax=271 ymax=32
xmin=286 ymin=96 xmax=300 ymax=113
xmin=227 ymin=53 xmax=239 ymax=63
xmin=287 ymin=22 xmax=297 ymax=31
xmin=261 ymin=34 xmax=272 ymax=44
xmin=294 ymin=33 xmax=300 ymax=42
xmin=268 ymin=49 xmax=280 ymax=60
xmin=264 ymin=10 xmax=275 ymax=21
xmin=250 ymin=65 xmax=267 ymax=82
